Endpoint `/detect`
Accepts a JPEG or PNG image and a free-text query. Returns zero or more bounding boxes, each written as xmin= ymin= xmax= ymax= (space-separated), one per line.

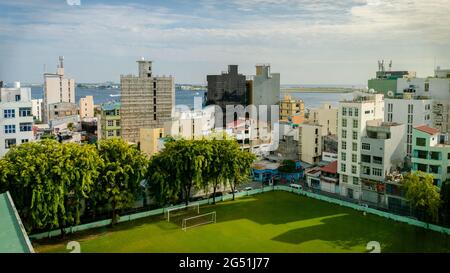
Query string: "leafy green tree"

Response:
xmin=149 ymin=139 xmax=212 ymax=206
xmin=402 ymin=171 xmax=441 ymax=222
xmin=278 ymin=160 xmax=297 ymax=173
xmin=57 ymin=143 xmax=101 ymax=235
xmin=228 ymin=149 xmax=256 ymax=201
xmin=0 ymin=140 xmax=68 ymax=232
xmin=96 ymin=138 xmax=148 ymax=226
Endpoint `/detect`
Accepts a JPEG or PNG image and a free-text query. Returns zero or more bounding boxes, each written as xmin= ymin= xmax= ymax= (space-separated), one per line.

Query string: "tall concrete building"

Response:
xmin=308 ymin=103 xmax=338 ymax=136
xmin=247 ymin=64 xmax=280 ymax=122
xmin=43 ymin=56 xmax=76 ymax=124
xmin=0 ymin=82 xmax=34 ymax=157
xmin=79 ymin=95 xmax=94 ymax=119
xmin=360 ymin=120 xmax=406 ymax=205
xmin=279 ymin=95 xmax=305 ymax=123
xmin=31 ymin=99 xmax=43 ymax=122
xmin=97 ymin=102 xmax=121 ymax=140
xmin=206 ymin=65 xmax=247 ymax=128
xmin=120 ymin=58 xmax=175 ymax=144
xmin=338 ymin=93 xmax=384 ymax=200
xmin=385 ymin=93 xmax=432 ymax=156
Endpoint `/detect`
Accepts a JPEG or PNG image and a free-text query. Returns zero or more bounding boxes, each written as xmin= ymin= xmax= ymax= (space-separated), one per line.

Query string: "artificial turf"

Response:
xmin=34 ymin=191 xmax=450 ymax=253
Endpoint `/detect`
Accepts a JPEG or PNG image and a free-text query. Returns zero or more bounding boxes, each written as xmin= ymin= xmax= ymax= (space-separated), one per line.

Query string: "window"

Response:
xmin=416 ymin=137 xmax=426 ymax=147
xmin=15 ymin=95 xmax=21 ymax=101
xmin=107 ymin=130 xmax=114 ymax=137
xmin=19 ymin=108 xmax=32 ymax=117
xmin=4 ymin=125 xmax=16 ymax=134
xmin=342 ymin=130 xmax=347 ymax=138
xmin=387 ymin=113 xmax=393 ymax=122
xmin=107 ymin=120 xmax=114 ymax=126
xmin=448 ymin=153 xmax=450 ymax=159
xmin=353 ymin=177 xmax=359 ymax=185
xmin=342 ymin=175 xmax=348 ymax=183
xmin=352 ymin=131 xmax=358 ymax=140
xmin=116 ymin=131 xmax=121 ymax=136
xmin=154 ymin=114 xmax=157 ymax=120
xmin=5 ymin=139 xmax=16 ymax=149
xmin=4 ymin=109 xmax=15 ymax=118
xmin=447 ymin=166 xmax=450 ymax=174
xmin=373 ymin=156 xmax=382 ymax=164
xmin=342 ymin=119 xmax=347 ymax=127
xmin=21 ymin=139 xmax=29 ymax=144
xmin=408 ymin=115 xmax=413 ymax=123
xmin=353 ymin=119 xmax=358 ymax=129
xmin=352 ymin=154 xmax=357 ymax=163
xmin=341 ymin=152 xmax=346 ymax=161
xmin=387 ymin=103 xmax=393 ymax=112
xmin=362 ymin=166 xmax=370 ymax=175
xmin=372 ymin=168 xmax=382 ymax=176
xmin=354 ymin=108 xmax=359 ymax=117
xmin=315 ymin=128 xmax=318 ymax=135
xmin=352 ymin=142 xmax=357 ymax=151
xmin=430 ymin=152 xmax=440 ymax=160
xmin=425 ymin=82 xmax=429 ymax=92
xmin=342 ymin=107 xmax=347 ymax=116
xmin=362 ymin=143 xmax=370 ymax=150
xmin=351 ymin=165 xmax=357 ymax=174
xmin=349 ymin=108 xmax=353 ymax=116
xmin=408 ymin=104 xmax=413 ymax=114
xmin=19 ymin=123 xmax=32 ymax=132
xmin=341 ymin=163 xmax=346 ymax=172
xmin=116 ymin=120 xmax=120 ymax=127
xmin=341 ymin=141 xmax=347 ymax=150
xmin=361 ymin=154 xmax=371 ymax=163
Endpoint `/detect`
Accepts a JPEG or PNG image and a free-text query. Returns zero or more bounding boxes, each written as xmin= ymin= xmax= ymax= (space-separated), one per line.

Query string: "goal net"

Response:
xmin=165 ymin=203 xmax=200 ymax=223
xmin=182 ymin=211 xmax=216 ymax=231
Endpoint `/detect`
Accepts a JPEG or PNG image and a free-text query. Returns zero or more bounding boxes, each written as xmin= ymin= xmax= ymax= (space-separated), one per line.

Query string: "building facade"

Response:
xmin=0 ymin=82 xmax=34 ymax=157
xmin=360 ymin=120 xmax=406 ymax=205
xmin=385 ymin=94 xmax=432 ymax=156
xmin=308 ymin=103 xmax=338 ymax=135
xmin=43 ymin=56 xmax=76 ymax=124
xmin=79 ymin=95 xmax=94 ymax=119
xmin=247 ymin=64 xmax=280 ymax=122
xmin=338 ymin=93 xmax=384 ymax=200
xmin=411 ymin=125 xmax=450 ymax=188
xmin=120 ymin=59 xmax=175 ymax=143
xmin=298 ymin=122 xmax=322 ymax=164
xmin=97 ymin=102 xmax=121 ymax=140
xmin=139 ymin=128 xmax=165 ymax=157
xmin=206 ymin=65 xmax=248 ymax=128
xmin=31 ymin=99 xmax=43 ymax=122
xmin=280 ymin=95 xmax=305 ymax=123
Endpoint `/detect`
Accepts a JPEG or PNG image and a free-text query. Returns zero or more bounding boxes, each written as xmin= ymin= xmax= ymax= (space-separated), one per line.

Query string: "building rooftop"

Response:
xmin=101 ymin=102 xmax=121 ymax=111
xmin=0 ymin=192 xmax=34 ymax=253
xmin=320 ymin=160 xmax=337 ymax=174
xmin=414 ymin=125 xmax=440 ymax=135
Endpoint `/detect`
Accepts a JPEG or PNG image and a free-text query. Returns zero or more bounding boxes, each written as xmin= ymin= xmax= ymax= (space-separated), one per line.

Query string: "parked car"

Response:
xmin=244 ymin=187 xmax=253 ymax=191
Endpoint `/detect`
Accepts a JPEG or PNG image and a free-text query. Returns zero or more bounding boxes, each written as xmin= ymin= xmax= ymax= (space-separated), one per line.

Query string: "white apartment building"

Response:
xmin=31 ymin=98 xmax=43 ymax=122
xmin=396 ymin=67 xmax=450 ymax=134
xmin=338 ymin=93 xmax=384 ymax=200
xmin=79 ymin=95 xmax=94 ymax=119
xmin=385 ymin=93 xmax=432 ymax=156
xmin=43 ymin=56 xmax=76 ymax=124
xmin=308 ymin=103 xmax=338 ymax=135
xmin=360 ymin=120 xmax=406 ymax=205
xmin=0 ymin=82 xmax=34 ymax=157
xmin=167 ymin=106 xmax=215 ymax=140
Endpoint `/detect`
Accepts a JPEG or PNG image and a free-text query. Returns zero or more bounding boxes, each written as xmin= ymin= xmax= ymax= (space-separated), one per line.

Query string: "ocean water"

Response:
xmin=30 ymin=87 xmax=353 ymax=109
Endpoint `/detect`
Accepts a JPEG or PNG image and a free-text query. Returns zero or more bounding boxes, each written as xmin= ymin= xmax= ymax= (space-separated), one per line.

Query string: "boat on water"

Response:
xmin=110 ymin=94 xmax=121 ymax=97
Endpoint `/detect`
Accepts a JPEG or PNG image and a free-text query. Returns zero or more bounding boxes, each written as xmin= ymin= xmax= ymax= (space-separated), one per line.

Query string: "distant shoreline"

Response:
xmin=281 ymin=88 xmax=358 ymax=93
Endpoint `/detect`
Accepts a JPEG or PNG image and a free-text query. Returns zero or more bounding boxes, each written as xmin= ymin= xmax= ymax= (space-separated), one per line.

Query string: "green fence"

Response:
xmin=29 ymin=185 xmax=450 ymax=240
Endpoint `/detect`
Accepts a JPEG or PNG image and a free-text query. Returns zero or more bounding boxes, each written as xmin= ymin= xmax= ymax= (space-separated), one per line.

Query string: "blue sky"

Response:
xmin=0 ymin=0 xmax=449 ymax=84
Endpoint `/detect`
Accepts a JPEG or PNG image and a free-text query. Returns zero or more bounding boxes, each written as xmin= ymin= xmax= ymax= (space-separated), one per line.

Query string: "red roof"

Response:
xmin=320 ymin=160 xmax=337 ymax=174
xmin=414 ymin=125 xmax=440 ymax=135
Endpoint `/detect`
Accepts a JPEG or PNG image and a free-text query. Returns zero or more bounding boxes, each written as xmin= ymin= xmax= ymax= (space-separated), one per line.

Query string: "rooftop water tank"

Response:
xmin=13 ymin=81 xmax=20 ymax=88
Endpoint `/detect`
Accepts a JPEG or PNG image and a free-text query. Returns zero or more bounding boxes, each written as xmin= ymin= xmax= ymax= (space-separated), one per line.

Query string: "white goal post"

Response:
xmin=165 ymin=203 xmax=200 ymax=222
xmin=182 ymin=211 xmax=216 ymax=231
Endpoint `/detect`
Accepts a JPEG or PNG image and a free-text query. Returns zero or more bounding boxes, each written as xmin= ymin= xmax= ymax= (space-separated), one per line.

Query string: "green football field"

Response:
xmin=34 ymin=191 xmax=450 ymax=253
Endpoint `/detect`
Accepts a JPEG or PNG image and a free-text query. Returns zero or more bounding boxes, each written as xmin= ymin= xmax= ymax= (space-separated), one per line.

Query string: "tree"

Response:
xmin=0 ymin=140 xmax=102 ymax=233
xmin=96 ymin=138 xmax=148 ymax=226
xmin=0 ymin=140 xmax=69 ymax=232
xmin=228 ymin=149 xmax=256 ymax=201
xmin=440 ymin=180 xmax=450 ymax=226
xmin=57 ymin=143 xmax=101 ymax=236
xmin=402 ymin=171 xmax=441 ymax=222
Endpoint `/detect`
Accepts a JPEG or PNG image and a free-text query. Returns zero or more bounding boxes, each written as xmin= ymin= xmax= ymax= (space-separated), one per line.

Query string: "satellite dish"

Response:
xmin=369 ymin=88 xmax=375 ymax=93
xmin=387 ymin=90 xmax=394 ymax=97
